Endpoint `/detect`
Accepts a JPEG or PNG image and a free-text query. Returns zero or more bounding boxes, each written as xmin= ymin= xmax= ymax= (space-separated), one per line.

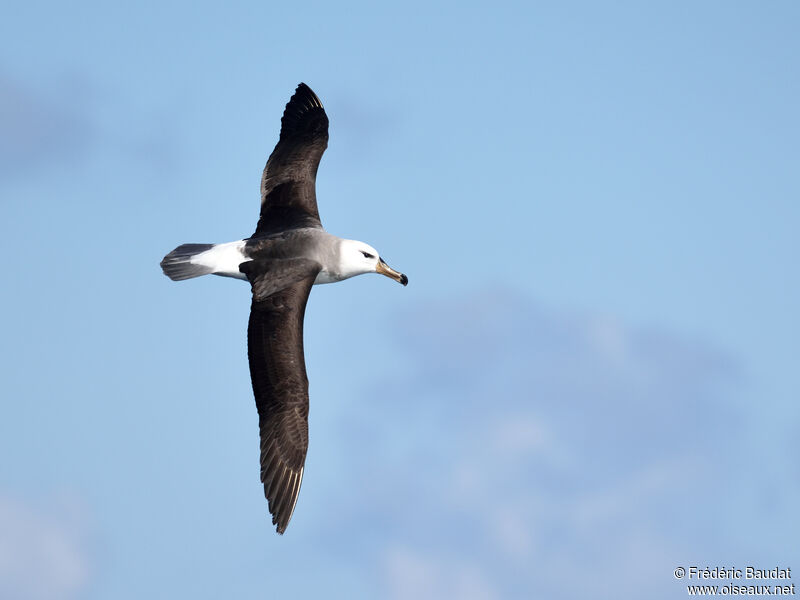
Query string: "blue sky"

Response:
xmin=1 ymin=1 xmax=798 ymax=598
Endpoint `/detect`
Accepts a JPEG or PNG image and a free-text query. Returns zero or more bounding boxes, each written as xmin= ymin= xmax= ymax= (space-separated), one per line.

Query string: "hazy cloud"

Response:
xmin=0 ymin=71 xmax=181 ymax=184
xmin=0 ymin=492 xmax=90 ymax=600
xmin=381 ymin=546 xmax=499 ymax=600
xmin=323 ymin=87 xmax=404 ymax=169
xmin=0 ymin=74 xmax=93 ymax=177
xmin=318 ymin=288 xmax=757 ymax=598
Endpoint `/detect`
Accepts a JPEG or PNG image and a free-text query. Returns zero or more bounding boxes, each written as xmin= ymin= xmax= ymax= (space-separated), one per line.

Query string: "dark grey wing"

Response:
xmin=240 ymin=257 xmax=321 ymax=301
xmin=244 ymin=262 xmax=321 ymax=534
xmin=255 ymin=83 xmax=329 ymax=236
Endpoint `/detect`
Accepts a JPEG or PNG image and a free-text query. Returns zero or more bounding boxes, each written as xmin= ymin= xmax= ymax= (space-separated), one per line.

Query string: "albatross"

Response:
xmin=160 ymin=83 xmax=407 ymax=534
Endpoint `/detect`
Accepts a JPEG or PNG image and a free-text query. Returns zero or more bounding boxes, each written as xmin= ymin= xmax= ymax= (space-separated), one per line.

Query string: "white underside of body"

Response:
xmin=313 ymin=271 xmax=340 ymax=285
xmin=192 ymin=239 xmax=341 ymax=284
xmin=191 ymin=240 xmax=250 ymax=280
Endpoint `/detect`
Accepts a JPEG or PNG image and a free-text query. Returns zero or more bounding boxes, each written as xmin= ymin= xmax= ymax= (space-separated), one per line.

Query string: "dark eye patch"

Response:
xmin=360 ymin=251 xmax=375 ymax=259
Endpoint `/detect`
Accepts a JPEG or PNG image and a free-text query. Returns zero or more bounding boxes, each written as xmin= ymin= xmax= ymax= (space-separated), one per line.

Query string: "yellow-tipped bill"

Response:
xmin=376 ymin=258 xmax=408 ymax=286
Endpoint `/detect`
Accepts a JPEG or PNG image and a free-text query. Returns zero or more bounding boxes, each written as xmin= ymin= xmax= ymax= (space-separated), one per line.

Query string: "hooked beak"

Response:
xmin=376 ymin=258 xmax=408 ymax=286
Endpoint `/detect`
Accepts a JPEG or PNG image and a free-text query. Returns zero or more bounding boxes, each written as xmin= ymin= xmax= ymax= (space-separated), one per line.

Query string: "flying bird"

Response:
xmin=160 ymin=83 xmax=407 ymax=534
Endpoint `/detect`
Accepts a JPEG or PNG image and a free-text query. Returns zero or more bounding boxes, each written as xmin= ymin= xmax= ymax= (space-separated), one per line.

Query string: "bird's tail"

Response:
xmin=160 ymin=243 xmax=215 ymax=281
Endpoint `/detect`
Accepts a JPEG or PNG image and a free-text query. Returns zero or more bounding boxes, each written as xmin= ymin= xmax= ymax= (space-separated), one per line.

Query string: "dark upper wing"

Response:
xmin=244 ymin=263 xmax=321 ymax=534
xmin=255 ymin=83 xmax=329 ymax=236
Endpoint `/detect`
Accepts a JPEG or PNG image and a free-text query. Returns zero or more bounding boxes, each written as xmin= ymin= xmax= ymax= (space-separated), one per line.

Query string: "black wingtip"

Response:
xmin=270 ymin=497 xmax=293 ymax=535
xmin=292 ymin=81 xmax=322 ymax=101
xmin=294 ymin=82 xmax=323 ymax=107
xmin=278 ymin=83 xmax=328 ymax=143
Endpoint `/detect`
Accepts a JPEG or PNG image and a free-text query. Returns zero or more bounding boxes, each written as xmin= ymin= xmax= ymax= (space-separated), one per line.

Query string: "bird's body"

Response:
xmin=160 ymin=83 xmax=406 ymax=534
xmin=161 ymin=229 xmax=378 ymax=285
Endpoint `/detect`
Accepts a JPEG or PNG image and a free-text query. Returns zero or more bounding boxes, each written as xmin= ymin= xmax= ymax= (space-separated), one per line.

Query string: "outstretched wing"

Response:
xmin=255 ymin=83 xmax=329 ymax=236
xmin=244 ymin=263 xmax=321 ymax=534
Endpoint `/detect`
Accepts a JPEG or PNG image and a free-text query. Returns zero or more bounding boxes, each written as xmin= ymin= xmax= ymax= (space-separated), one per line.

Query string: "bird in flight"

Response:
xmin=160 ymin=83 xmax=407 ymax=534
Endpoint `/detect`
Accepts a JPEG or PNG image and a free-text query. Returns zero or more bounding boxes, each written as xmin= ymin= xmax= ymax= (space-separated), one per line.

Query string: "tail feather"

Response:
xmin=160 ymin=243 xmax=215 ymax=281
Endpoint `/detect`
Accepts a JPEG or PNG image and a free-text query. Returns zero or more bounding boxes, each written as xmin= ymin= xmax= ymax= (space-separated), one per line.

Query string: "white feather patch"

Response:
xmin=191 ymin=240 xmax=250 ymax=280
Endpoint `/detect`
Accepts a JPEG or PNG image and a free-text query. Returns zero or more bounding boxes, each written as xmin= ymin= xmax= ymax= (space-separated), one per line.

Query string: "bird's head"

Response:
xmin=339 ymin=239 xmax=408 ymax=285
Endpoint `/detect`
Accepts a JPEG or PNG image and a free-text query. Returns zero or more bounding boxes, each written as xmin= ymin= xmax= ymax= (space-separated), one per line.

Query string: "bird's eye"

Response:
xmin=360 ymin=251 xmax=375 ymax=259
